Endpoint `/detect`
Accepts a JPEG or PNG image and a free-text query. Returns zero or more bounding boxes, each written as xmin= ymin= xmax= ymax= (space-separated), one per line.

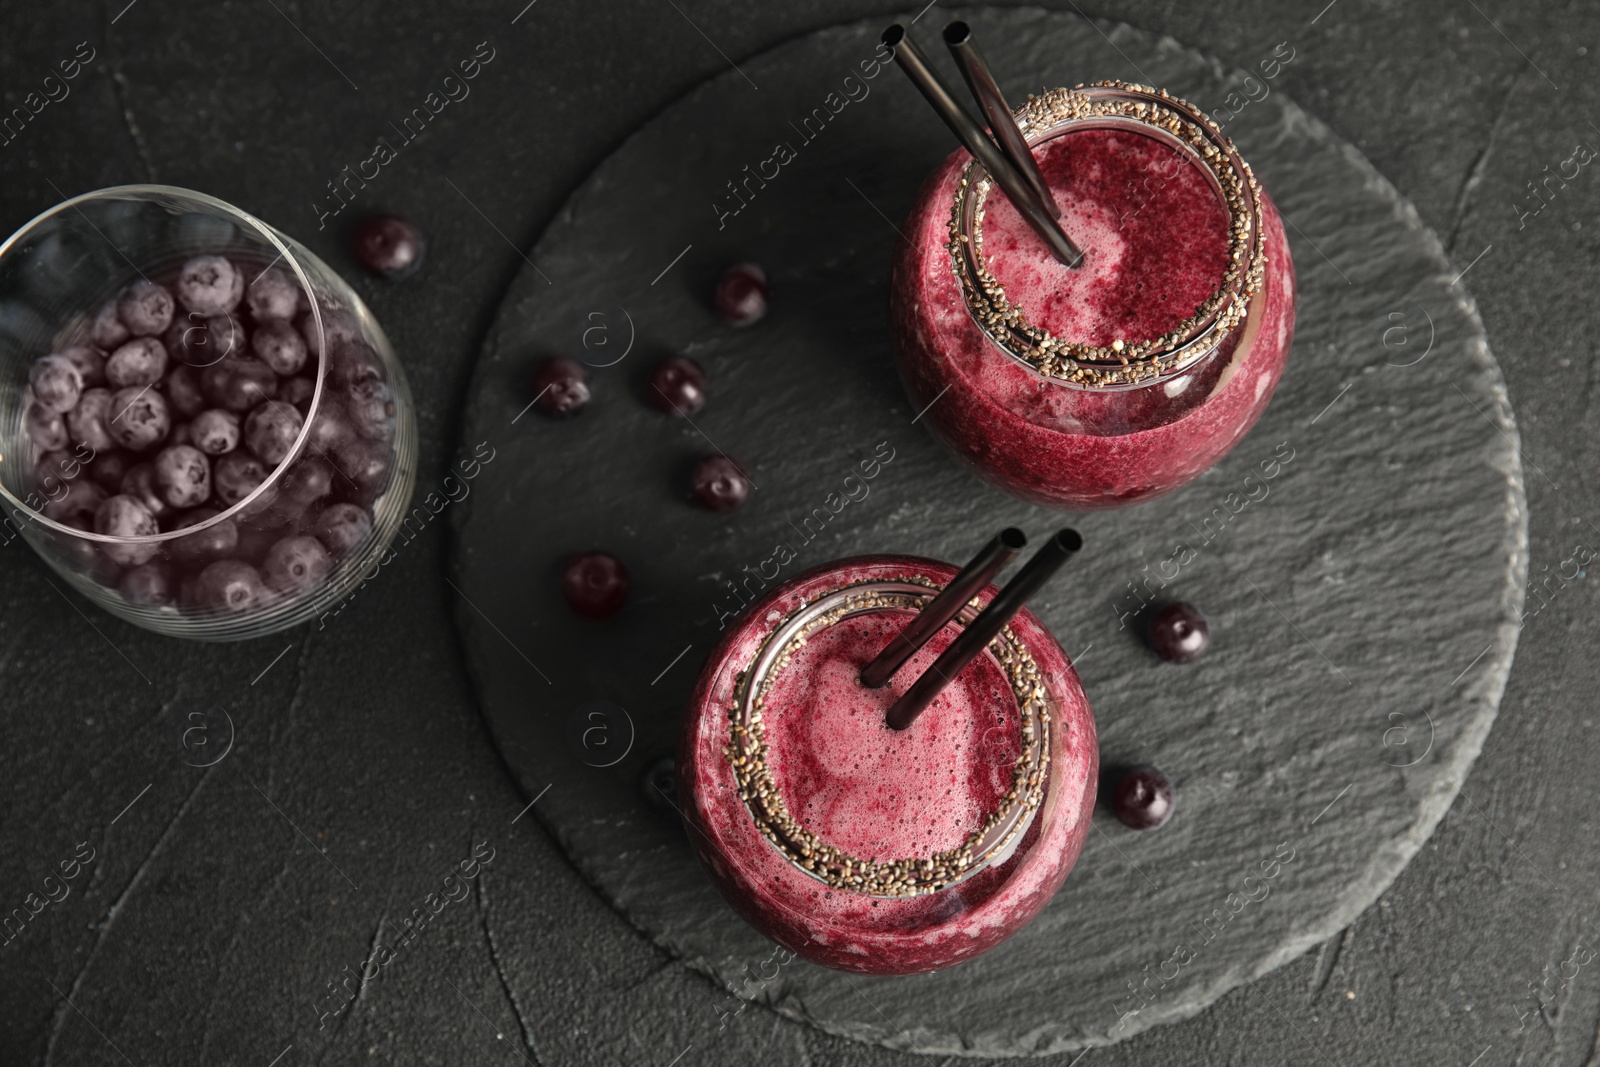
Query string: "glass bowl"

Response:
xmin=0 ymin=185 xmax=417 ymax=640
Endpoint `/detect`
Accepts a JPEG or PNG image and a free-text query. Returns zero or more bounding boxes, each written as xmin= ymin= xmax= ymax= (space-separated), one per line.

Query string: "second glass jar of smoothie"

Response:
xmin=892 ymin=82 xmax=1297 ymax=509
xmin=680 ymin=555 xmax=1097 ymax=975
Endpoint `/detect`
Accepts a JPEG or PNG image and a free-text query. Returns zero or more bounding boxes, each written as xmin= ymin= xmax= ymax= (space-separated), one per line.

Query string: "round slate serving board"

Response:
xmin=449 ymin=7 xmax=1526 ymax=1056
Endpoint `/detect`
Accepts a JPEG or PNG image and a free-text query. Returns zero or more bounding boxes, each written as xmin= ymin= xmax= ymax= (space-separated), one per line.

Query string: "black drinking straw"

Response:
xmin=885 ymin=529 xmax=1082 ymax=732
xmin=942 ymin=21 xmax=1060 ymax=220
xmin=860 ymin=527 xmax=1027 ymax=689
xmin=883 ymin=24 xmax=1084 ymax=268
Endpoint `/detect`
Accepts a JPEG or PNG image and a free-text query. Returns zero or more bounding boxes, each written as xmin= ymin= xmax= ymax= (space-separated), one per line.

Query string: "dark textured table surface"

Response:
xmin=0 ymin=2 xmax=1595 ymax=1066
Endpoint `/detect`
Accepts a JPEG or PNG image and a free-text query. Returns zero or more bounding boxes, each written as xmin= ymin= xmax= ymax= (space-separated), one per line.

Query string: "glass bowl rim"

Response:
xmin=0 ymin=183 xmax=330 ymax=544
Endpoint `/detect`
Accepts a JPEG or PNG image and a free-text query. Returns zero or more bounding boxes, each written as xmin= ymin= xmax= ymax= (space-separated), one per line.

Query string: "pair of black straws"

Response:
xmin=883 ymin=20 xmax=1084 ymax=267
xmin=864 ymin=528 xmax=1082 ymax=730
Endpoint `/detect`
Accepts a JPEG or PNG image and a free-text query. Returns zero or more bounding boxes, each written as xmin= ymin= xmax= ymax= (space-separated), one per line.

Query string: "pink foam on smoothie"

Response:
xmin=761 ymin=610 xmax=1022 ymax=861
xmin=980 ymin=127 xmax=1232 ymax=348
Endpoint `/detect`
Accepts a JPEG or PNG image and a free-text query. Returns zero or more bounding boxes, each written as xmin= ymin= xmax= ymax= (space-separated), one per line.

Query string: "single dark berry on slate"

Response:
xmin=532 ymin=357 xmax=590 ymax=418
xmin=713 ymin=263 xmax=768 ymax=327
xmin=1110 ymin=766 xmax=1174 ymax=830
xmin=1147 ymin=602 xmax=1210 ymax=663
xmin=647 ymin=356 xmax=707 ymax=417
xmin=350 ymin=214 xmax=425 ymax=279
xmin=690 ymin=455 xmax=752 ymax=513
xmin=562 ymin=552 xmax=629 ymax=619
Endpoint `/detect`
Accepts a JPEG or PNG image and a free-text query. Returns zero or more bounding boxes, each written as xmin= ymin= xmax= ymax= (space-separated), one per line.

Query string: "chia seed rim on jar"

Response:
xmin=724 ymin=576 xmax=1053 ymax=899
xmin=949 ymin=82 xmax=1268 ymax=392
xmin=0 ymin=184 xmax=327 ymax=544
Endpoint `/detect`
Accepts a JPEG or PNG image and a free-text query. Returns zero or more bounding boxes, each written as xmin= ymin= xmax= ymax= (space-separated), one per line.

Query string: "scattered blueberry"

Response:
xmin=1148 ymin=602 xmax=1210 ymax=663
xmin=350 ymin=214 xmax=426 ymax=279
xmin=153 ymin=444 xmax=212 ymax=508
xmin=562 ymin=552 xmax=629 ymax=619
xmin=647 ymin=356 xmax=707 ymax=416
xmin=690 ymin=455 xmax=752 ymax=513
xmin=117 ymin=280 xmax=175 ymax=337
xmin=531 ymin=357 xmax=590 ymax=418
xmin=1110 ymin=766 xmax=1174 ymax=830
xmin=176 ymin=255 xmax=244 ymax=317
xmin=191 ymin=409 xmax=241 ymax=455
xmin=30 ymin=354 xmax=85 ymax=413
xmin=713 ymin=263 xmax=769 ymax=327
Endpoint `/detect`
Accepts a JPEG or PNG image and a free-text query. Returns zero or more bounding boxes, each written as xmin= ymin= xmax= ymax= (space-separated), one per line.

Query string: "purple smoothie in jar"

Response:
xmin=892 ymin=82 xmax=1297 ymax=509
xmin=679 ymin=555 xmax=1097 ymax=975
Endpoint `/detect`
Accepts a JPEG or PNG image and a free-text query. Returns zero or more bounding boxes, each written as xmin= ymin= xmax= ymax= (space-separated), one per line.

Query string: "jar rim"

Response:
xmin=726 ymin=575 xmax=1053 ymax=898
xmin=950 ymin=82 xmax=1267 ymax=390
xmin=0 ymin=184 xmax=330 ymax=544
